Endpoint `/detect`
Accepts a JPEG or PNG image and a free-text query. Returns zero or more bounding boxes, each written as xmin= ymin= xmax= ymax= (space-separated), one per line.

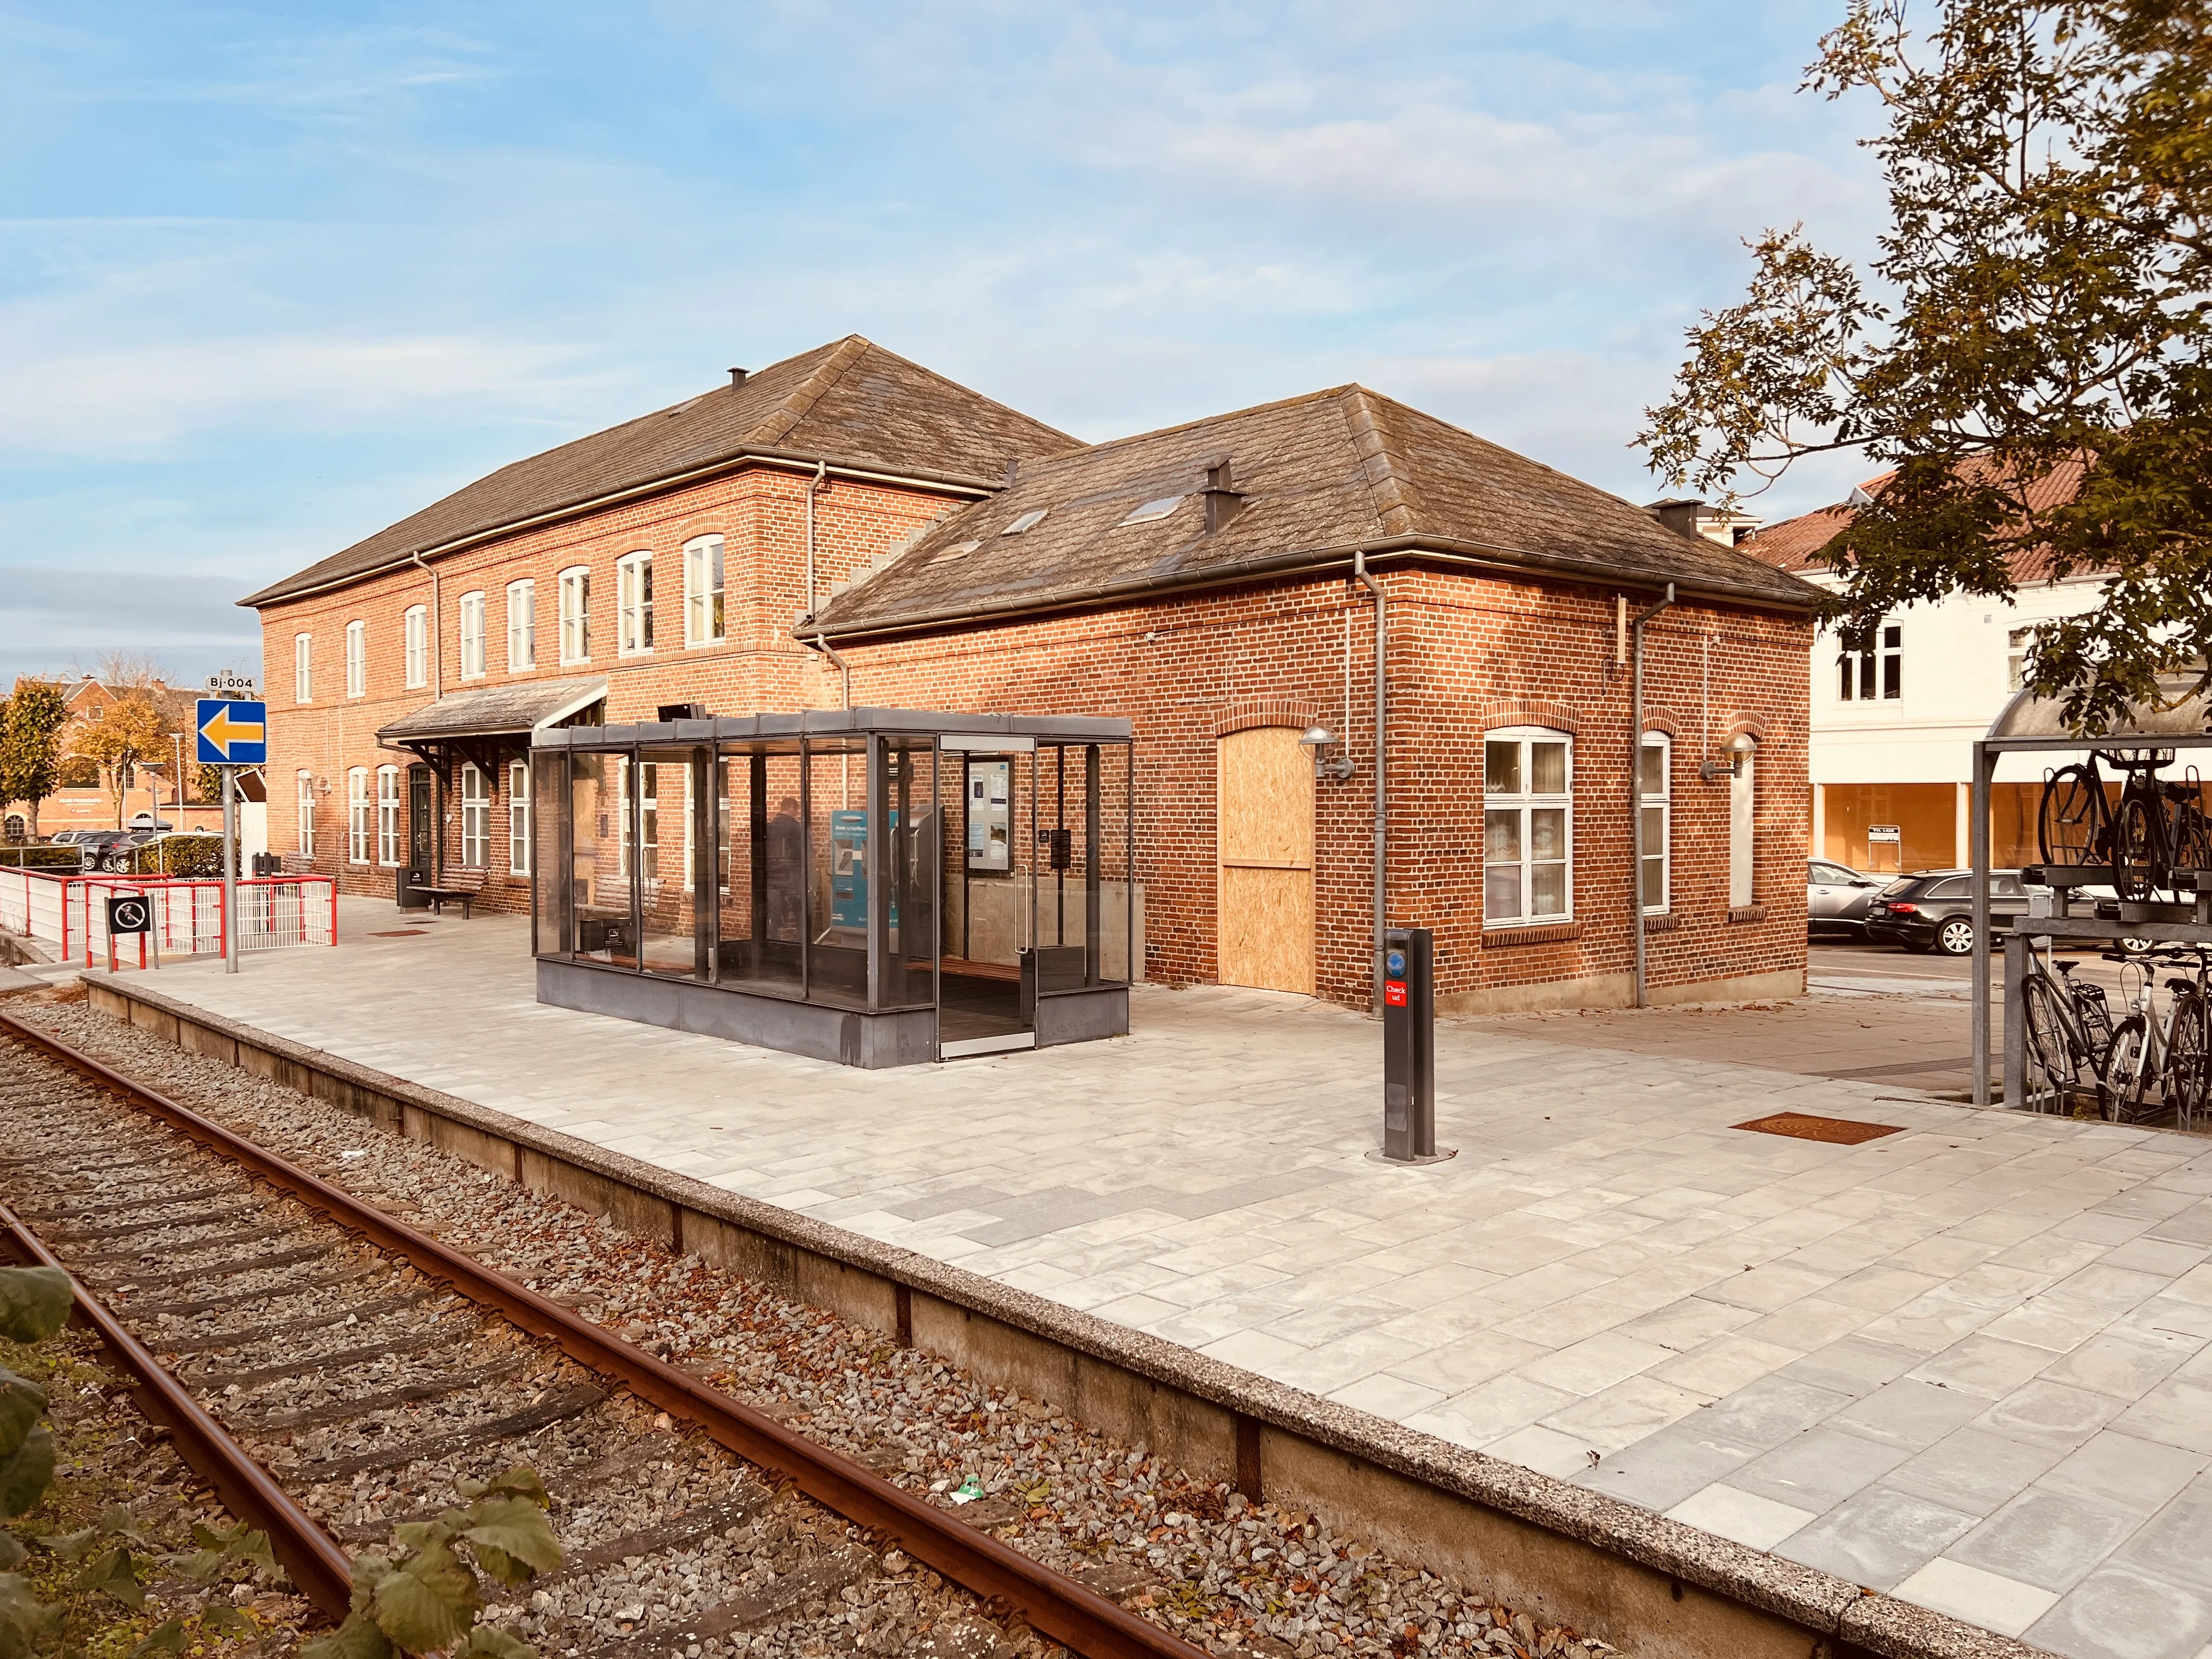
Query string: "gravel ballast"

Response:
xmin=12 ymin=989 xmax=1618 ymax=1659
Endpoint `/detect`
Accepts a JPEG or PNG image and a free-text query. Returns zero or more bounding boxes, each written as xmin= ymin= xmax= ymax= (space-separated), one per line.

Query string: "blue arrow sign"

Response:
xmin=196 ymin=698 xmax=267 ymax=765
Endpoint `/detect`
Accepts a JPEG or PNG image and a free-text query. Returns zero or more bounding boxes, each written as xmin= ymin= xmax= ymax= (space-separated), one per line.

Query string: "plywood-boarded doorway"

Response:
xmin=1217 ymin=726 xmax=1314 ymax=994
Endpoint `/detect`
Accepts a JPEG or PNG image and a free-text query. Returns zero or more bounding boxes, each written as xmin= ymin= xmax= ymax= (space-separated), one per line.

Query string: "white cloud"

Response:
xmin=0 ymin=330 xmax=588 ymax=456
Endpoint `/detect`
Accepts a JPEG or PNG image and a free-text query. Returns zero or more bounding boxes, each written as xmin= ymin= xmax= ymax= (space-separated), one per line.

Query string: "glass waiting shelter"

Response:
xmin=531 ymin=709 xmax=1137 ymax=1067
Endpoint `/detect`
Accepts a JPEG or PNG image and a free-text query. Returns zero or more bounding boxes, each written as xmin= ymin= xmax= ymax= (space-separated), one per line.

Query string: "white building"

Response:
xmin=1731 ymin=480 xmax=2102 ymax=875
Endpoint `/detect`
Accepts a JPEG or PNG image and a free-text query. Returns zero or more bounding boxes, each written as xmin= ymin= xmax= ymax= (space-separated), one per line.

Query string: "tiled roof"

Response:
xmin=244 ymin=338 xmax=1081 ymax=607
xmin=1740 ymin=456 xmax=2091 ymax=583
xmin=806 ymin=386 xmax=1822 ymax=637
xmin=376 ymin=676 xmax=608 ymax=743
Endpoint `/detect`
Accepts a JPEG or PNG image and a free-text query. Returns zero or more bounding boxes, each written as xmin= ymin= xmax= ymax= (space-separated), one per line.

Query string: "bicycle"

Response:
xmin=2100 ymin=945 xmax=2212 ymax=1130
xmin=2040 ymin=749 xmax=2212 ymax=900
xmin=2018 ymin=938 xmax=2119 ymax=1117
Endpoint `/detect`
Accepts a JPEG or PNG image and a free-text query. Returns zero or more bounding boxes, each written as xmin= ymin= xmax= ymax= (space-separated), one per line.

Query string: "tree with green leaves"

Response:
xmin=0 ymin=1266 xmax=75 ymax=1659
xmin=0 ymin=684 xmax=68 ymax=841
xmin=1638 ymin=0 xmax=2212 ymax=734
xmin=69 ymin=695 xmax=172 ymax=832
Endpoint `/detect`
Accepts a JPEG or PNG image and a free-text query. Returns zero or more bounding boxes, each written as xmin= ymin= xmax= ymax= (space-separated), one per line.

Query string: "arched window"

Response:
xmin=684 ymin=535 xmax=725 ymax=645
xmin=460 ymin=763 xmax=489 ymax=866
xmin=1639 ymin=731 xmax=1671 ymax=914
xmin=459 ymin=591 xmax=486 ymax=679
xmin=1729 ymin=739 xmax=1758 ymax=909
xmin=559 ymin=568 xmax=590 ymax=664
xmin=618 ymin=552 xmax=654 ymax=654
xmin=347 ymin=769 xmax=371 ymax=864
xmin=1483 ymin=727 xmax=1572 ymax=924
xmin=376 ymin=765 xmax=401 ymax=865
xmin=404 ymin=605 xmax=429 ymax=689
xmin=506 ymin=580 xmax=536 ymax=672
xmin=508 ymin=760 xmax=532 ymax=874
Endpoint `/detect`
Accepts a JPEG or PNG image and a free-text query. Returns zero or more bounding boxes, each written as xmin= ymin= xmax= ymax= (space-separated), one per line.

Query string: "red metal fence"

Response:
xmin=0 ymin=868 xmax=337 ymax=968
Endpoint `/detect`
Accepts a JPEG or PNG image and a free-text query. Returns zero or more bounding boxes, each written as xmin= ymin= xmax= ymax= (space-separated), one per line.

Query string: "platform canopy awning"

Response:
xmin=377 ymin=676 xmax=606 ymax=781
xmin=1984 ymin=669 xmax=2212 ymax=751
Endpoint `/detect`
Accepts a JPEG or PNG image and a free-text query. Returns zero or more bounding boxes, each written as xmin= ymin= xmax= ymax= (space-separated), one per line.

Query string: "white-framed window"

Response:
xmin=506 ymin=580 xmax=536 ymax=672
xmin=1838 ymin=622 xmax=1903 ymax=701
xmin=459 ymin=591 xmax=486 ymax=679
xmin=1483 ymin=728 xmax=1572 ymax=925
xmin=509 ymin=760 xmax=531 ymax=874
xmin=684 ymin=535 xmax=725 ymax=645
xmin=459 ymin=763 xmax=489 ymax=867
xmin=297 ymin=770 xmax=316 ymax=858
xmin=618 ymin=552 xmax=654 ymax=654
xmin=1728 ymin=742 xmax=1757 ymax=909
xmin=1639 ymin=732 xmax=1671 ymax=913
xmin=619 ymin=758 xmax=659 ymax=879
xmin=2007 ymin=626 xmax=2034 ymax=692
xmin=293 ymin=632 xmax=313 ymax=703
xmin=559 ymin=567 xmax=590 ymax=664
xmin=345 ymin=620 xmax=366 ymax=698
xmin=376 ymin=765 xmax=401 ymax=866
xmin=347 ymin=768 xmax=371 ymax=864
xmin=404 ymin=605 xmax=429 ymax=689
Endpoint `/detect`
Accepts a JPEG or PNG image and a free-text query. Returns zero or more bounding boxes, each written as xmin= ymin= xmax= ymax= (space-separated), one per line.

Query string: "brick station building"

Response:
xmin=246 ymin=335 xmax=1821 ymax=1014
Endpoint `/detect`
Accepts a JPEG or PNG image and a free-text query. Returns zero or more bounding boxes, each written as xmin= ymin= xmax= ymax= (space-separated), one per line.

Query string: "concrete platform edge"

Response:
xmin=82 ymin=974 xmax=2042 ymax=1659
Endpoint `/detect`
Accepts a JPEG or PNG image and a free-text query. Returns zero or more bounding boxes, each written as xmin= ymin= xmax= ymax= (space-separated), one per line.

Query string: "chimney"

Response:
xmin=1202 ymin=460 xmax=1245 ymax=533
xmin=729 ymin=367 xmax=748 ymax=388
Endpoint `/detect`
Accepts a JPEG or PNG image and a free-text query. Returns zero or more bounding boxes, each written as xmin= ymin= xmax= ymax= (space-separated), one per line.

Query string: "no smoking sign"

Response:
xmin=106 ymin=894 xmax=154 ymax=936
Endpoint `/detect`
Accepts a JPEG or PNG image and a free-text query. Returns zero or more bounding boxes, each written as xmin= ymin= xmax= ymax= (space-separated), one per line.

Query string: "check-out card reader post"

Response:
xmin=1377 ymin=927 xmax=1454 ymax=1165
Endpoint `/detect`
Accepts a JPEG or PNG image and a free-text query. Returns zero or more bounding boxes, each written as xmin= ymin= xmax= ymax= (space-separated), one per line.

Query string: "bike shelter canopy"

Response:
xmin=1971 ymin=670 xmax=2212 ymax=1108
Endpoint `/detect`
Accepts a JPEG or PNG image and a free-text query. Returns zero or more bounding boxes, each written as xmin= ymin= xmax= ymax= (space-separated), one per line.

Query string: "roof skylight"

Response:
xmin=1001 ymin=509 xmax=1049 ymax=535
xmin=1118 ymin=495 xmax=1184 ymax=526
xmin=934 ymin=540 xmax=982 ymax=562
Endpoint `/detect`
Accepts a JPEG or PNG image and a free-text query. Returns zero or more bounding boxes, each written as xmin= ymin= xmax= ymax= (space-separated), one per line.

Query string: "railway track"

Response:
xmin=0 ymin=1012 xmax=1210 ymax=1659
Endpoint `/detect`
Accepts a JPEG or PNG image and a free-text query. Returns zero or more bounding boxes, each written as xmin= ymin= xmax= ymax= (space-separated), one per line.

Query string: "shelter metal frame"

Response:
xmin=531 ymin=708 xmax=1136 ymax=1068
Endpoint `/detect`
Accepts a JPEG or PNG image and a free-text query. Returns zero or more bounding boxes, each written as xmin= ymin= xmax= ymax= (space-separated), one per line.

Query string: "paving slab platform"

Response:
xmin=66 ymin=901 xmax=2212 ymax=1659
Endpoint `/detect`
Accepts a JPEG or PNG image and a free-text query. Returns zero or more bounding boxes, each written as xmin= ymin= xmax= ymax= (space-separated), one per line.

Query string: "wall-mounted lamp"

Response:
xmin=1300 ymin=724 xmax=1356 ymax=782
xmin=1700 ymin=731 xmax=1757 ymax=781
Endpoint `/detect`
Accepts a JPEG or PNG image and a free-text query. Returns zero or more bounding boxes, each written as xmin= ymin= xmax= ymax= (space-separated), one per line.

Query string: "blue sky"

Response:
xmin=0 ymin=2 xmax=1883 ymax=688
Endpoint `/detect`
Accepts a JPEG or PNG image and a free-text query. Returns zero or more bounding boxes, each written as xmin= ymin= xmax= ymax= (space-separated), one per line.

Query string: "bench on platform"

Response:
xmin=410 ymin=887 xmax=477 ymax=918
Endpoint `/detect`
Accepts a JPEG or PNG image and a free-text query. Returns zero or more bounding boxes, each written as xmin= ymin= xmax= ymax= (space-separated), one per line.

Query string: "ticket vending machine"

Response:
xmin=1378 ymin=927 xmax=1454 ymax=1164
xmin=830 ymin=808 xmax=900 ymax=929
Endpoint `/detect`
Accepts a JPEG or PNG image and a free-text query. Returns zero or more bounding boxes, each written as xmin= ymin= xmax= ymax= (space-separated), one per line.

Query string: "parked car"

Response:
xmin=1807 ymin=859 xmax=1884 ymax=938
xmin=1864 ymin=869 xmax=2033 ymax=955
xmin=63 ymin=829 xmax=146 ymax=871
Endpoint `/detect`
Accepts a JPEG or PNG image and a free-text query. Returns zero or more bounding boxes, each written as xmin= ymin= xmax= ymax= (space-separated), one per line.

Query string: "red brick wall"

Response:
xmin=257 ymin=462 xmax=960 ymax=903
xmin=258 ymin=467 xmax=1811 ymax=1011
xmin=830 ymin=567 xmax=1811 ymax=1009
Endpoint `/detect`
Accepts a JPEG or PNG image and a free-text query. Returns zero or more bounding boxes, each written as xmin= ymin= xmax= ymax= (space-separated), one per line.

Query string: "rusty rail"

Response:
xmin=0 ymin=1009 xmax=1210 ymax=1659
xmin=0 ymin=1198 xmax=356 ymax=1620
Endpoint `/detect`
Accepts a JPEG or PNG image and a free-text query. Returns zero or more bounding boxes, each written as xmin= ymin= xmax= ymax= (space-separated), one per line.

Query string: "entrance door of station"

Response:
xmin=1216 ymin=727 xmax=1314 ymax=995
xmin=938 ymin=744 xmax=1036 ymax=1058
xmin=407 ymin=765 xmax=435 ymax=875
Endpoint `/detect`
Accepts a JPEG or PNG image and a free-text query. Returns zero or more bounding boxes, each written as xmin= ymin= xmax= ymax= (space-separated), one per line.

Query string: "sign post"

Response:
xmin=197 ymin=681 xmax=265 ymax=977
xmin=105 ymin=891 xmax=155 ymax=973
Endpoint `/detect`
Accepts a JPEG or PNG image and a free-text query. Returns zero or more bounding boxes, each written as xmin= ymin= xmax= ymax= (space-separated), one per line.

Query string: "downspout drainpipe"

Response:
xmin=804 ymin=460 xmax=828 ymax=617
xmin=410 ymin=549 xmax=445 ymax=888
xmin=1630 ymin=583 xmax=1675 ymax=1009
xmin=810 ymin=635 xmax=852 ymax=710
xmin=1354 ymin=549 xmax=1385 ymax=1017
